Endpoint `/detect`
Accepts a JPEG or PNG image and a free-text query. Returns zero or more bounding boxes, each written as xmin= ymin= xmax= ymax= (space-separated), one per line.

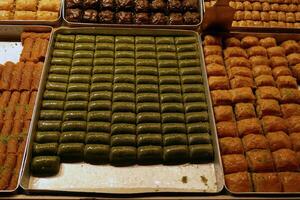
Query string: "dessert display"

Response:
xmin=203 ymin=34 xmax=300 ymax=192
xmin=30 ymin=33 xmax=214 ymax=176
xmin=0 ymin=31 xmax=50 ymax=190
xmin=0 ymin=0 xmax=61 ymax=21
xmin=65 ymin=0 xmax=201 ymax=25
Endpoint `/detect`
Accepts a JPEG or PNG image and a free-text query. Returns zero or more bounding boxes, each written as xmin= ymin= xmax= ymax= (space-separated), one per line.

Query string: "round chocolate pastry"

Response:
xmin=66 ymin=8 xmax=82 ymax=22
xmin=82 ymin=9 xmax=98 ymax=22
xmin=83 ymin=0 xmax=98 ymax=8
xmin=135 ymin=12 xmax=150 ymax=24
xmin=169 ymin=12 xmax=183 ymax=24
xmin=151 ymin=0 xmax=166 ymax=11
xmin=66 ymin=0 xmax=82 ymax=8
xmin=98 ymin=10 xmax=114 ymax=23
xmin=182 ymin=0 xmax=198 ymax=11
xmin=183 ymin=11 xmax=199 ymax=24
xmin=116 ymin=11 xmax=133 ymax=23
xmin=167 ymin=0 xmax=181 ymax=12
xmin=100 ymin=0 xmax=114 ymax=9
xmin=151 ymin=12 xmax=167 ymax=24
xmin=135 ymin=0 xmax=149 ymax=12
xmin=116 ymin=0 xmax=134 ymax=10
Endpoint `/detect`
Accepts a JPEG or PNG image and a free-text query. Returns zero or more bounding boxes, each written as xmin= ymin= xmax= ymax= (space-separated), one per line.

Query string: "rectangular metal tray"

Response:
xmin=20 ymin=27 xmax=224 ymax=195
xmin=0 ymin=25 xmax=53 ymax=194
xmin=0 ymin=0 xmax=62 ymax=26
xmin=200 ymin=31 xmax=300 ymax=196
xmin=62 ymin=1 xmax=203 ymax=29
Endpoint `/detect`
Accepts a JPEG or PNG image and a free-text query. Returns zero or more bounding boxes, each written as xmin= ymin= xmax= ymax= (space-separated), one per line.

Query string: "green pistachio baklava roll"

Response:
xmin=57 ymin=143 xmax=84 ymax=162
xmin=136 ymin=112 xmax=161 ymax=123
xmin=61 ymin=121 xmax=87 ymax=132
xmin=42 ymin=100 xmax=64 ymax=110
xmin=137 ymin=134 xmax=162 ymax=146
xmin=65 ymin=101 xmax=88 ymax=111
xmin=136 ymin=123 xmax=161 ymax=134
xmin=35 ymin=131 xmax=60 ymax=143
xmin=87 ymin=122 xmax=111 ymax=132
xmin=137 ymin=146 xmax=163 ymax=164
xmin=56 ymin=34 xmax=75 ymax=43
xmin=189 ymin=144 xmax=214 ymax=163
xmin=186 ymin=122 xmax=210 ymax=134
xmin=112 ymin=112 xmax=136 ymax=124
xmin=93 ymin=66 xmax=113 ymax=74
xmin=75 ymin=35 xmax=95 ymax=43
xmin=161 ymin=103 xmax=184 ymax=113
xmin=85 ymin=132 xmax=110 ymax=144
xmin=40 ymin=110 xmax=63 ymax=120
xmin=88 ymin=100 xmax=111 ymax=111
xmin=162 ymin=123 xmax=186 ymax=134
xmin=163 ymin=145 xmax=189 ymax=164
xmin=110 ymin=146 xmax=136 ymax=166
xmin=59 ymin=131 xmax=86 ymax=143
xmin=84 ymin=144 xmax=110 ymax=164
xmin=188 ymin=133 xmax=211 ymax=145
xmin=163 ymin=134 xmax=188 ymax=146
xmin=63 ymin=111 xmax=88 ymax=121
xmin=49 ymin=65 xmax=70 ymax=75
xmin=111 ymin=134 xmax=136 ymax=146
xmin=33 ymin=143 xmax=58 ymax=156
xmin=31 ymin=156 xmax=60 ymax=176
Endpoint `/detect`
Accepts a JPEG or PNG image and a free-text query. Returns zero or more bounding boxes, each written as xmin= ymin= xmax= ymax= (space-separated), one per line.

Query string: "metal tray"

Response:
xmin=200 ymin=31 xmax=300 ymax=196
xmin=0 ymin=25 xmax=53 ymax=194
xmin=20 ymin=27 xmax=224 ymax=195
xmin=0 ymin=0 xmax=62 ymax=26
xmin=62 ymin=1 xmax=203 ymax=29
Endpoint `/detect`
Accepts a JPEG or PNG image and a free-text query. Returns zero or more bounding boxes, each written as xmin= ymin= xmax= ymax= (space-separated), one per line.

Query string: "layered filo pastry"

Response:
xmin=235 ymin=103 xmax=256 ymax=120
xmin=242 ymin=134 xmax=269 ymax=151
xmin=222 ymin=154 xmax=248 ymax=174
xmin=206 ymin=63 xmax=227 ymax=76
xmin=279 ymin=172 xmax=300 ymax=192
xmin=216 ymin=121 xmax=238 ymax=138
xmin=266 ymin=131 xmax=292 ymax=152
xmin=228 ymin=67 xmax=253 ymax=79
xmin=214 ymin=105 xmax=234 ymax=122
xmin=281 ymin=103 xmax=300 ymax=118
xmin=256 ymin=99 xmax=282 ymax=118
xmin=211 ymin=90 xmax=232 ymax=106
xmin=223 ymin=47 xmax=248 ymax=59
xmin=273 ymin=149 xmax=300 ymax=171
xmin=252 ymin=173 xmax=282 ymax=192
xmin=219 ymin=137 xmax=244 ymax=154
xmin=225 ymin=172 xmax=253 ymax=192
xmin=246 ymin=149 xmax=275 ymax=172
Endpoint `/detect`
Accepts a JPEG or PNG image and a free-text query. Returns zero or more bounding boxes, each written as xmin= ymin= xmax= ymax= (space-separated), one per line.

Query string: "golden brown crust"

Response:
xmin=222 ymin=154 xmax=248 ymax=174
xmin=246 ymin=149 xmax=275 ymax=172
xmin=225 ymin=172 xmax=253 ymax=192
xmin=219 ymin=137 xmax=244 ymax=155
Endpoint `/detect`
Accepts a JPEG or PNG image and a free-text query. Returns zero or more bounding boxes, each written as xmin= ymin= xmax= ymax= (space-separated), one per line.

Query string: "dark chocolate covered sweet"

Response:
xmin=151 ymin=12 xmax=167 ymax=24
xmin=135 ymin=0 xmax=149 ymax=12
xmin=183 ymin=11 xmax=200 ymax=24
xmin=116 ymin=0 xmax=134 ymax=9
xmin=66 ymin=8 xmax=82 ymax=22
xmin=100 ymin=0 xmax=114 ymax=9
xmin=99 ymin=10 xmax=114 ymax=23
xmin=66 ymin=0 xmax=82 ymax=8
xmin=169 ymin=12 xmax=183 ymax=24
xmin=82 ymin=9 xmax=98 ymax=22
xmin=83 ymin=0 xmax=98 ymax=8
xmin=135 ymin=12 xmax=150 ymax=24
xmin=116 ymin=11 xmax=133 ymax=23
xmin=151 ymin=0 xmax=166 ymax=11
xmin=167 ymin=0 xmax=181 ymax=12
xmin=182 ymin=0 xmax=198 ymax=11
